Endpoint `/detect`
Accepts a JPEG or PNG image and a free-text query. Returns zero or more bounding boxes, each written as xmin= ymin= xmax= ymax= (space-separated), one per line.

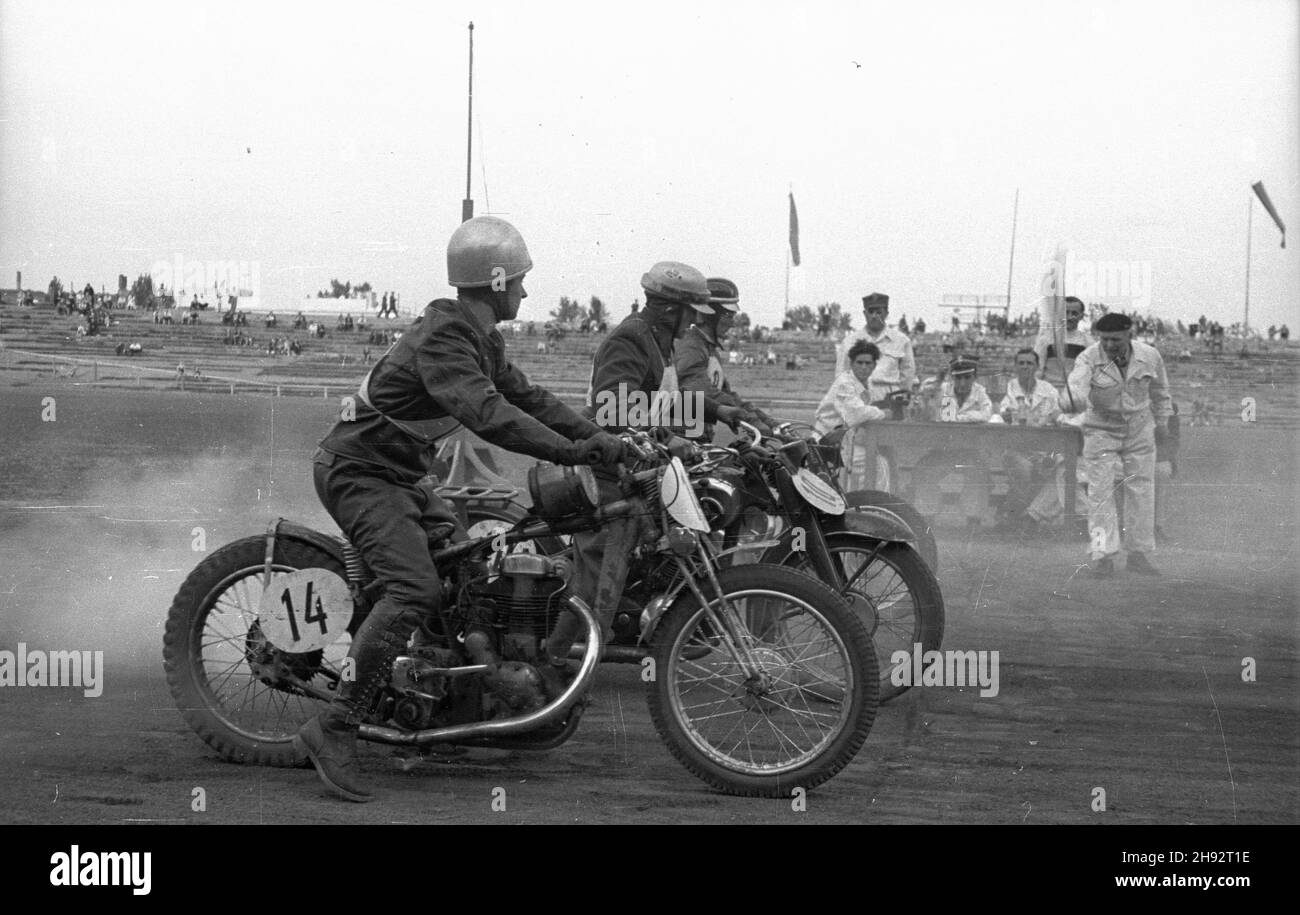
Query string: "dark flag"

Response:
xmin=1252 ymin=181 xmax=1286 ymax=248
xmin=788 ymin=193 xmax=801 ymax=266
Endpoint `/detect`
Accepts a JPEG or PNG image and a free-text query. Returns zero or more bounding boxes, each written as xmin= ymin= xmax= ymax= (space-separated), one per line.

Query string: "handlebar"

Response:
xmin=735 ymin=420 xmax=764 ymax=448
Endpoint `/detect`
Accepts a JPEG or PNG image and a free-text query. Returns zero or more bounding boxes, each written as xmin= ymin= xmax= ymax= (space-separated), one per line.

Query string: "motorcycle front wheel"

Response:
xmin=842 ymin=489 xmax=940 ymax=573
xmin=776 ymin=535 xmax=944 ymax=703
xmin=647 ymin=564 xmax=878 ymax=797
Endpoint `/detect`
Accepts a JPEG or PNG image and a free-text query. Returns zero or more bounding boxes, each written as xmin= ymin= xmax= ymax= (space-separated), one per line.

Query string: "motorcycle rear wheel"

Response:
xmin=648 ymin=564 xmax=878 ymax=797
xmin=162 ymin=536 xmax=359 ymax=767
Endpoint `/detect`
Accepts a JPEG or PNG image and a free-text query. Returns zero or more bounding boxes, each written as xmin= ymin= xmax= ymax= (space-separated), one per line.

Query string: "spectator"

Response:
xmin=997 ymin=349 xmax=1064 ymax=527
xmin=914 ymin=317 xmax=926 ymax=334
xmin=1154 ymin=402 xmax=1180 ymax=542
xmin=912 ymin=358 xmax=994 ymax=527
xmin=835 ymin=292 xmax=916 ymax=396
xmin=1035 ymin=295 xmax=1091 ymax=392
xmin=813 ymin=340 xmax=892 ymax=491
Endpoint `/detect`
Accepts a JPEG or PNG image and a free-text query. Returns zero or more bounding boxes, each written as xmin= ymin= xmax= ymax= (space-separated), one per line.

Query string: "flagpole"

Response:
xmin=785 ymin=184 xmax=792 ymax=324
xmin=1005 ymin=188 xmax=1019 ymax=323
xmin=1244 ymin=191 xmax=1253 ymax=335
xmin=461 ymin=22 xmax=475 ymax=223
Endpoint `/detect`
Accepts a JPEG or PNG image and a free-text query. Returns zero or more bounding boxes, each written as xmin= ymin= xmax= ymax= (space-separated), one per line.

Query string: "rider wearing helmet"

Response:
xmin=674 ymin=277 xmax=774 ymax=441
xmin=541 ymin=262 xmax=747 ymax=671
xmin=296 ymin=216 xmax=624 ymax=803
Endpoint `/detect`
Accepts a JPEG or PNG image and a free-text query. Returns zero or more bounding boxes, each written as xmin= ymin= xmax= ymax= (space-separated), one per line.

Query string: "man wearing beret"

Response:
xmin=1066 ymin=311 xmax=1172 ymax=577
xmin=835 ymin=292 xmax=917 ymax=400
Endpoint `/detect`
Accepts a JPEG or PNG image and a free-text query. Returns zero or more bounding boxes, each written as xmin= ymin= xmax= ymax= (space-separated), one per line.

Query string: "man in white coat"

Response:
xmin=1065 ymin=312 xmax=1172 ymax=577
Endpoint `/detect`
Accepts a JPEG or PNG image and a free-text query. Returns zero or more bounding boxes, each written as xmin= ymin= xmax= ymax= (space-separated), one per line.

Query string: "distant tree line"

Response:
xmin=549 ymin=295 xmax=608 ymax=330
xmin=317 ymin=279 xmax=373 ymax=298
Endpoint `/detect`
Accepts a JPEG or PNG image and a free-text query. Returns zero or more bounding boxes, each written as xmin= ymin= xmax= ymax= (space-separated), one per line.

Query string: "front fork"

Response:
xmin=673 ymin=538 xmax=767 ymax=681
xmin=772 ymin=468 xmax=842 ymax=588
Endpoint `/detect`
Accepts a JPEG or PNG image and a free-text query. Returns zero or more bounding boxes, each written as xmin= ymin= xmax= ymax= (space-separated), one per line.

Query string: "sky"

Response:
xmin=1 ymin=0 xmax=1297 ymax=332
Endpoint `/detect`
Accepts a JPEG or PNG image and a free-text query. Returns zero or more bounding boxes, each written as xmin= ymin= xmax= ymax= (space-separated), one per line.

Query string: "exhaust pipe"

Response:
xmin=357 ymin=593 xmax=602 ymax=747
xmin=568 ymin=643 xmax=647 ymax=664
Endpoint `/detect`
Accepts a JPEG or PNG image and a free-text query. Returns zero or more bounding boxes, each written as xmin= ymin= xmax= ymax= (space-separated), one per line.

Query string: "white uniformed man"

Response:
xmin=835 ymin=292 xmax=916 ymax=399
xmin=814 ymin=339 xmax=891 ymax=491
xmin=912 ymin=358 xmax=993 ymax=527
xmin=1066 ymin=312 xmax=1172 ymax=577
xmin=1036 ymin=295 xmax=1092 ymax=390
xmin=997 ymin=348 xmax=1063 ymax=525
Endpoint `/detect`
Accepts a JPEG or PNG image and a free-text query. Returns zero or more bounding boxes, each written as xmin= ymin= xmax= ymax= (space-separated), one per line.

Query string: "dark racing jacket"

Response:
xmin=584 ymin=312 xmax=721 ymax=433
xmin=675 ymin=324 xmax=765 ymax=439
xmin=675 ymin=324 xmax=762 ymax=408
xmin=319 ymin=297 xmax=601 ymax=481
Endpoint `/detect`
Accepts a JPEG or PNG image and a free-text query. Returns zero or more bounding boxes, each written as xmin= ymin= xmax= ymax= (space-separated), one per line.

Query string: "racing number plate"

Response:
xmin=258 ymin=569 xmax=353 ymax=653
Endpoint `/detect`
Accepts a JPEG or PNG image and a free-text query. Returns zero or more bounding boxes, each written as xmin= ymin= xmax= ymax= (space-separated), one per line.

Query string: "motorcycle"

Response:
xmin=455 ymin=422 xmax=945 ymax=703
xmin=162 ymin=434 xmax=880 ymax=797
xmin=688 ymin=422 xmax=944 ymax=703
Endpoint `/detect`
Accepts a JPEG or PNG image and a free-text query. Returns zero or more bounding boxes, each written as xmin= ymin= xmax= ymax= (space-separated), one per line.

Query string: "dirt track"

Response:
xmin=0 ymin=388 xmax=1296 ymax=824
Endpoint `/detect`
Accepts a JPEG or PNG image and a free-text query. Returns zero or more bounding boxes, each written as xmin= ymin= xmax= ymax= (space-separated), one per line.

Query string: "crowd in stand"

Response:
xmin=265 ymin=337 xmax=304 ymax=356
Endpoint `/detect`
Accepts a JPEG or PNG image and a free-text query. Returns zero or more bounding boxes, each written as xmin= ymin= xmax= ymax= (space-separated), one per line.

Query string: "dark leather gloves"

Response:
xmin=561 ymin=431 xmax=627 ymax=466
xmin=715 ymin=405 xmax=748 ymax=432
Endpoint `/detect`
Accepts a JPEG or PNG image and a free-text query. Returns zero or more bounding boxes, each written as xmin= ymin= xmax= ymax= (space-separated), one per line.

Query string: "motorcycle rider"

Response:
xmin=541 ymin=262 xmax=749 ymax=671
xmin=674 ymin=277 xmax=774 ymax=441
xmin=295 ymin=216 xmax=625 ymax=802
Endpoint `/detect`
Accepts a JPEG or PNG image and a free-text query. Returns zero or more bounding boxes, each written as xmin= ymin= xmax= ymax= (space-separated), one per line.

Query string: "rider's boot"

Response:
xmin=294 ymin=604 xmax=421 ymax=803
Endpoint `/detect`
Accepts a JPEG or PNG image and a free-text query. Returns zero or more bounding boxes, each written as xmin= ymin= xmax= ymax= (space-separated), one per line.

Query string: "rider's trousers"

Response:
xmin=544 ymin=479 xmax=643 ymax=665
xmin=312 ymin=451 xmax=463 ymax=719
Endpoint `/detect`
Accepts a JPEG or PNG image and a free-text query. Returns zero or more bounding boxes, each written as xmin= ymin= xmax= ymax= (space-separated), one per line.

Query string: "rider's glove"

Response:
xmin=715 ymin=405 xmax=746 ymax=432
xmin=753 ymin=408 xmax=778 ymax=429
xmin=561 ymin=431 xmax=627 ymax=466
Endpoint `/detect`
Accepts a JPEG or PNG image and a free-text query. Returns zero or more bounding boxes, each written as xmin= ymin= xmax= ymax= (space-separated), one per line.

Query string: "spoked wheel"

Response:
xmin=163 ymin=537 xmax=361 ymax=766
xmin=781 ymin=535 xmax=944 ymax=703
xmin=648 ymin=564 xmax=878 ymax=797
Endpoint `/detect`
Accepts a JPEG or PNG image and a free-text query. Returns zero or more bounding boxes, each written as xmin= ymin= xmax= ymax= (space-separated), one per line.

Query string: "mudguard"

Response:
xmin=269 ymin=518 xmax=349 ymax=566
xmin=825 ymin=506 xmax=915 ymax=544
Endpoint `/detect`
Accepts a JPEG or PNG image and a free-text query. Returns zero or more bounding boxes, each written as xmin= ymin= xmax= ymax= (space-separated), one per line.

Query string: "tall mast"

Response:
xmin=1005 ymin=187 xmax=1019 ymax=322
xmin=462 ymin=22 xmax=475 ymax=222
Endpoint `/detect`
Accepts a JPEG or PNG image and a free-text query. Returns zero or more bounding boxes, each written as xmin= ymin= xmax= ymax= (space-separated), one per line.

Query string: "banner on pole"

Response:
xmin=1251 ymin=181 xmax=1286 ymax=248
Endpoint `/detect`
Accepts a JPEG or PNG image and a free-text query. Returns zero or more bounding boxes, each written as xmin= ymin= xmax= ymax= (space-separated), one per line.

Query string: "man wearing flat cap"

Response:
xmin=835 ymin=292 xmax=917 ymax=401
xmin=1066 ymin=311 xmax=1172 ymax=577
